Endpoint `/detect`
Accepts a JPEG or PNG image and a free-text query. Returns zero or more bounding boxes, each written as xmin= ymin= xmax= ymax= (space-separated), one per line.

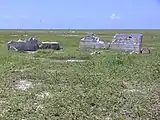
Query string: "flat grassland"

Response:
xmin=0 ymin=30 xmax=160 ymax=120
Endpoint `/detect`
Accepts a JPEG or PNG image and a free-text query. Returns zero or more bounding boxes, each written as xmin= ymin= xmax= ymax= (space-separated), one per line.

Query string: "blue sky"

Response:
xmin=0 ymin=0 xmax=160 ymax=29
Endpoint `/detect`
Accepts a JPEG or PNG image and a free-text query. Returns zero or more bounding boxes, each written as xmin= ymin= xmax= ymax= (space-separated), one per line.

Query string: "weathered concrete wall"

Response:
xmin=107 ymin=33 xmax=143 ymax=53
xmin=79 ymin=41 xmax=104 ymax=49
xmin=79 ymin=33 xmax=143 ymax=54
xmin=8 ymin=38 xmax=39 ymax=51
xmin=79 ymin=34 xmax=105 ymax=50
xmin=108 ymin=43 xmax=141 ymax=53
xmin=39 ymin=42 xmax=62 ymax=50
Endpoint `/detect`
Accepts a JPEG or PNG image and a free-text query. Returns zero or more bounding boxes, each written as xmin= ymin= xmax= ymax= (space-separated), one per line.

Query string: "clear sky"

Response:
xmin=0 ymin=0 xmax=160 ymax=29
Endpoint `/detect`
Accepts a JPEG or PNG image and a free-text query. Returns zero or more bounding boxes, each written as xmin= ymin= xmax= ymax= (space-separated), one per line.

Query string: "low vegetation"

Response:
xmin=0 ymin=30 xmax=160 ymax=119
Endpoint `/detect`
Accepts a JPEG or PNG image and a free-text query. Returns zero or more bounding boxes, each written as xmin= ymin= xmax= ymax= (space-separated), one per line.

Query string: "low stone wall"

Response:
xmin=79 ymin=41 xmax=105 ymax=49
xmin=105 ymin=42 xmax=141 ymax=53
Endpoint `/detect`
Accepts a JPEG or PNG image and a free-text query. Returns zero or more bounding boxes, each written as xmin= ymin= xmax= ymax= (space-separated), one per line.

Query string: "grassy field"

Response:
xmin=0 ymin=30 xmax=160 ymax=120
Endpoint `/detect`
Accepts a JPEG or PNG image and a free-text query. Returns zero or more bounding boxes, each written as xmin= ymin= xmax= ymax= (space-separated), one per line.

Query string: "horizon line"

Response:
xmin=0 ymin=29 xmax=160 ymax=31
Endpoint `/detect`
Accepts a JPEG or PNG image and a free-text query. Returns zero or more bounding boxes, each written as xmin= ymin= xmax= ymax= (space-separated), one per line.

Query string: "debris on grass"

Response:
xmin=123 ymin=89 xmax=144 ymax=94
xmin=65 ymin=59 xmax=86 ymax=62
xmin=12 ymin=68 xmax=30 ymax=73
xmin=36 ymin=92 xmax=51 ymax=99
xmin=0 ymin=100 xmax=7 ymax=104
xmin=90 ymin=51 xmax=101 ymax=55
xmin=105 ymin=117 xmax=112 ymax=120
xmin=36 ymin=104 xmax=44 ymax=111
xmin=89 ymin=73 xmax=103 ymax=76
xmin=13 ymin=80 xmax=33 ymax=91
xmin=120 ymin=81 xmax=133 ymax=89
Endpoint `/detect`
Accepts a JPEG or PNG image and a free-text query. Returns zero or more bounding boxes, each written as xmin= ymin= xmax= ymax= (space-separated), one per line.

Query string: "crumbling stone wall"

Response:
xmin=107 ymin=33 xmax=143 ymax=53
xmin=7 ymin=37 xmax=39 ymax=51
xmin=79 ymin=34 xmax=105 ymax=50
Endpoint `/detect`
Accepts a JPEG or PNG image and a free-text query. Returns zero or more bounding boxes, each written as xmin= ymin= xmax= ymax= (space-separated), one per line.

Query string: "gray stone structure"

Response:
xmin=7 ymin=37 xmax=39 ymax=52
xmin=79 ymin=34 xmax=105 ymax=50
xmin=106 ymin=33 xmax=143 ymax=54
xmin=39 ymin=42 xmax=63 ymax=50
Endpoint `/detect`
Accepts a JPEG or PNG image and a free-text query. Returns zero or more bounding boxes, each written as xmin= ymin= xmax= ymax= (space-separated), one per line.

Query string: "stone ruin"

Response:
xmin=8 ymin=33 xmax=149 ymax=54
xmin=7 ymin=37 xmax=63 ymax=52
xmin=39 ymin=42 xmax=63 ymax=50
xmin=79 ymin=33 xmax=150 ymax=54
xmin=106 ymin=33 xmax=143 ymax=54
xmin=79 ymin=34 xmax=105 ymax=51
xmin=8 ymin=37 xmax=39 ymax=52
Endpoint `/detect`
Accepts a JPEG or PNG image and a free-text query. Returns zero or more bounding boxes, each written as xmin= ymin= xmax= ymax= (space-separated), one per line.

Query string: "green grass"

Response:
xmin=0 ymin=30 xmax=160 ymax=120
